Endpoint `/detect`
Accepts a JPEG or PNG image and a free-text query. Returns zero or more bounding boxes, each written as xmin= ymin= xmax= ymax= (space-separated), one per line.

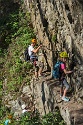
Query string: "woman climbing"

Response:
xmin=59 ymin=51 xmax=73 ymax=102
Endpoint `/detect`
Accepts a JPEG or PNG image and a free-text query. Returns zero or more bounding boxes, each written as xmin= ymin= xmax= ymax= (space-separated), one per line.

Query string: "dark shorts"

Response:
xmin=60 ymin=78 xmax=69 ymax=90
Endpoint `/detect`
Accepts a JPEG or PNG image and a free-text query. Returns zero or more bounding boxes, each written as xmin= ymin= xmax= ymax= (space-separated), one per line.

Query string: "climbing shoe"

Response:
xmin=62 ymin=96 xmax=69 ymax=102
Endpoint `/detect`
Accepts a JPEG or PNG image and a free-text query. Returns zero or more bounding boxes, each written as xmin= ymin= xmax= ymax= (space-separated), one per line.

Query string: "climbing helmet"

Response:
xmin=31 ymin=39 xmax=37 ymax=44
xmin=60 ymin=51 xmax=68 ymax=58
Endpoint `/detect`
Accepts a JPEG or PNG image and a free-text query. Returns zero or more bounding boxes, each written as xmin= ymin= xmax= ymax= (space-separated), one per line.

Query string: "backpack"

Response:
xmin=24 ymin=47 xmax=30 ymax=62
xmin=52 ymin=61 xmax=63 ymax=79
xmin=24 ymin=46 xmax=38 ymax=62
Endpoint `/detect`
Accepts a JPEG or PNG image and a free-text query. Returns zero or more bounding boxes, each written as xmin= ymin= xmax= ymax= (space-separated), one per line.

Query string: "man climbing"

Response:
xmin=28 ymin=39 xmax=44 ymax=80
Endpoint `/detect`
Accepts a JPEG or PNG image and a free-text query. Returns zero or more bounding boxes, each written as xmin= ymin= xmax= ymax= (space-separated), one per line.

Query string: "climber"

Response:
xmin=4 ymin=115 xmax=12 ymax=125
xmin=28 ymin=39 xmax=44 ymax=80
xmin=59 ymin=51 xmax=73 ymax=102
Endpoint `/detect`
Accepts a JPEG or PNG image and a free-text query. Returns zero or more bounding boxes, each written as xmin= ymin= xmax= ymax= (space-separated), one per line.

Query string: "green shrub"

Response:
xmin=42 ymin=110 xmax=65 ymax=125
xmin=3 ymin=110 xmax=65 ymax=125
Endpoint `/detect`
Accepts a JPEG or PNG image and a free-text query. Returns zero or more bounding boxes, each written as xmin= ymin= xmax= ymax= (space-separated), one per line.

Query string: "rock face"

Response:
xmin=24 ymin=0 xmax=83 ymax=101
xmin=5 ymin=75 xmax=83 ymax=125
xmin=1 ymin=1 xmax=83 ymax=124
xmin=21 ymin=0 xmax=83 ymax=124
xmin=24 ymin=0 xmax=83 ymax=61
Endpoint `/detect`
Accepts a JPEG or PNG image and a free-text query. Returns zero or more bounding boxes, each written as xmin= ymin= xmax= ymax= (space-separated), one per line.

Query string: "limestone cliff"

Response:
xmin=1 ymin=1 xmax=83 ymax=125
xmin=24 ymin=0 xmax=83 ymax=100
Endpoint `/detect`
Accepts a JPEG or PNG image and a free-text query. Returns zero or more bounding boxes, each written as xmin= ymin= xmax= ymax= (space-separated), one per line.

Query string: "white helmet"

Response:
xmin=21 ymin=104 xmax=26 ymax=109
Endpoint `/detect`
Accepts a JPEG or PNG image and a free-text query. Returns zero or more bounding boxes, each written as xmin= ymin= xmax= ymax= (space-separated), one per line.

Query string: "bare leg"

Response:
xmin=62 ymin=79 xmax=69 ymax=97
xmin=38 ymin=62 xmax=44 ymax=76
xmin=34 ymin=65 xmax=39 ymax=78
xmin=35 ymin=71 xmax=38 ymax=78
xmin=38 ymin=67 xmax=43 ymax=76
xmin=62 ymin=88 xmax=69 ymax=101
xmin=61 ymin=79 xmax=69 ymax=101
xmin=63 ymin=88 xmax=67 ymax=97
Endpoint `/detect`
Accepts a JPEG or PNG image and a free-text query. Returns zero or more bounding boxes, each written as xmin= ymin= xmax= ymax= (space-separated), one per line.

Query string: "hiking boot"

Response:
xmin=62 ymin=96 xmax=69 ymax=102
